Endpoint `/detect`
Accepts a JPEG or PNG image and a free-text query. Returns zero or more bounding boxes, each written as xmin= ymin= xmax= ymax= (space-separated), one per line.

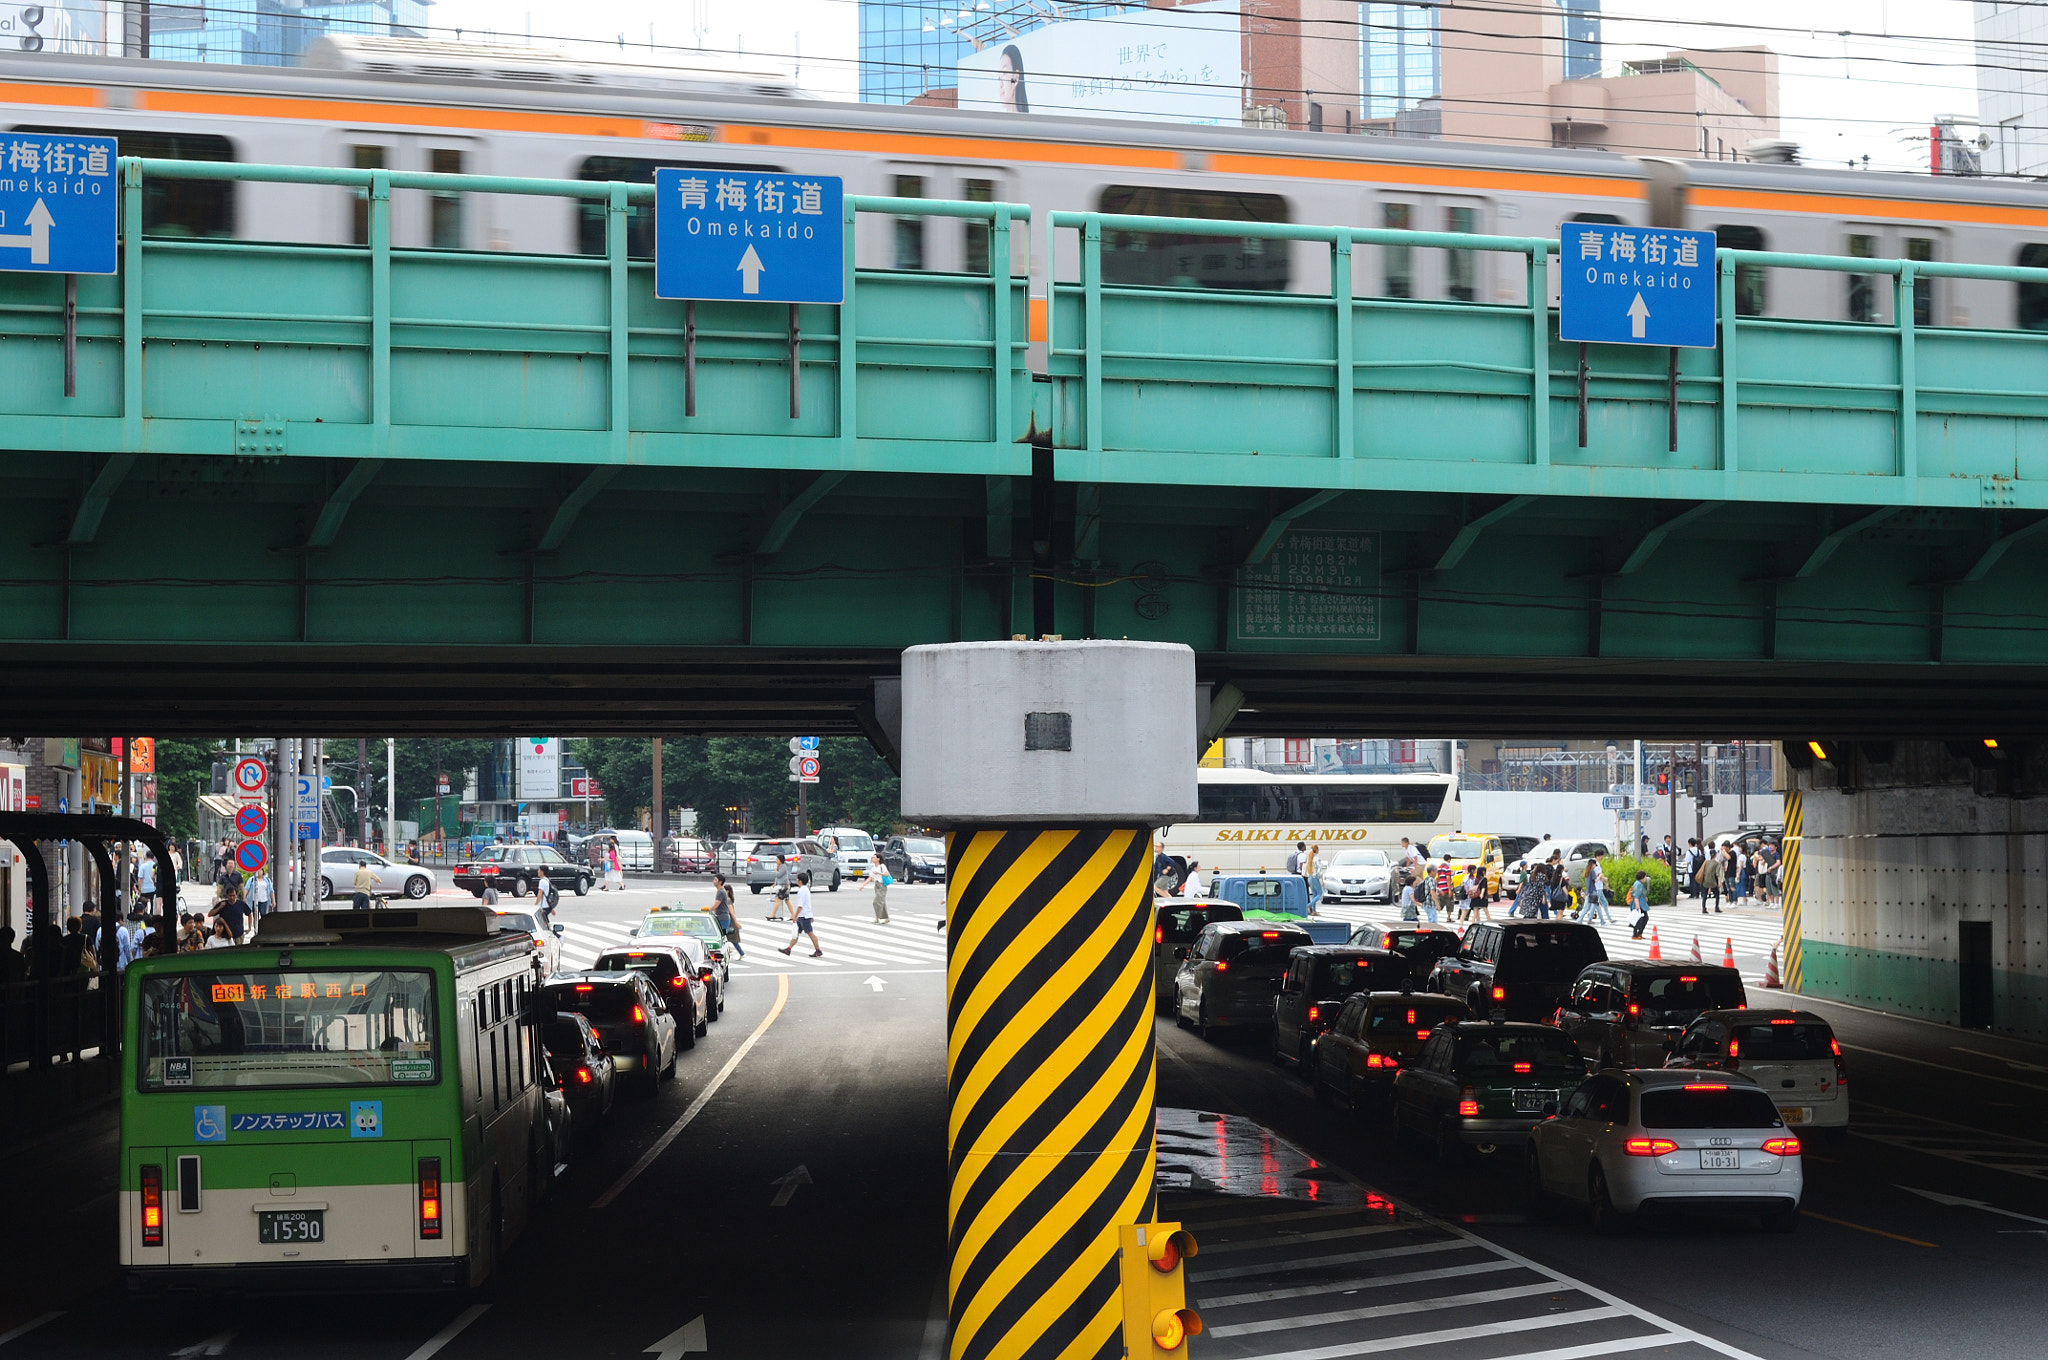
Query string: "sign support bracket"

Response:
xmin=788 ymin=304 xmax=801 ymax=420
xmin=1668 ymin=346 xmax=1679 ymax=453
xmin=1577 ymin=343 xmax=1589 ymax=448
xmin=62 ymin=274 xmax=76 ymax=398
xmin=684 ymin=300 xmax=697 ymax=418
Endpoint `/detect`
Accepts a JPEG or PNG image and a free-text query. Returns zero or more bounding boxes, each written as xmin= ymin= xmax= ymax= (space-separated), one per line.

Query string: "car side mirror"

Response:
xmin=1270 ymin=979 xmax=1284 ymax=993
xmin=552 ymin=924 xmax=565 ymax=936
xmin=1173 ymin=946 xmax=1190 ymax=961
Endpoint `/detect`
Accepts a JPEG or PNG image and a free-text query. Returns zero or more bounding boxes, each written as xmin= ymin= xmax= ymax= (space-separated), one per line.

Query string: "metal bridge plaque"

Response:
xmin=1234 ymin=530 xmax=1380 ymax=644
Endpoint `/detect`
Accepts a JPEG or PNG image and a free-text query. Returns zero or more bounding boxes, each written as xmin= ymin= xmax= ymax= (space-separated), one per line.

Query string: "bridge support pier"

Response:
xmin=902 ymin=641 xmax=1195 ymax=1360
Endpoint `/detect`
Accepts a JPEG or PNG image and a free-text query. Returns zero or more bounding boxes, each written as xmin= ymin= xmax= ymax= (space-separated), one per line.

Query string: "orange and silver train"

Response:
xmin=7 ymin=34 xmax=2048 ymax=337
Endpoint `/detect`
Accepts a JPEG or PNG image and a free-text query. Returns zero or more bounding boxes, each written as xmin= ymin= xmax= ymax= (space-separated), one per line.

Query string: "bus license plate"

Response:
xmin=1698 ymin=1149 xmax=1740 ymax=1170
xmin=257 ymin=1209 xmax=324 ymax=1243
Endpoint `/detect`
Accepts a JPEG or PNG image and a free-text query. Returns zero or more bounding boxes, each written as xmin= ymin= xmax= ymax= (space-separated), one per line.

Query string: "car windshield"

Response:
xmin=491 ymin=912 xmax=542 ymax=935
xmin=1634 ymin=973 xmax=1746 ymax=1016
xmin=1429 ymin=837 xmax=1488 ymax=860
xmin=1332 ymin=850 xmax=1388 ymax=866
xmin=1641 ymin=1085 xmax=1784 ymax=1129
xmin=138 ymin=970 xmax=437 ymax=1091
xmin=1369 ymin=1000 xmax=1466 ymax=1034
xmin=1314 ymin=956 xmax=1403 ymax=994
xmin=904 ymin=839 xmax=944 ymax=855
xmin=835 ymin=833 xmax=874 ymax=851
xmin=1731 ymin=1022 xmax=1836 ymax=1061
xmin=546 ymin=982 xmax=639 ymax=1021
xmin=596 ymin=951 xmax=681 ymax=980
xmin=1456 ymin=1030 xmax=1581 ymax=1074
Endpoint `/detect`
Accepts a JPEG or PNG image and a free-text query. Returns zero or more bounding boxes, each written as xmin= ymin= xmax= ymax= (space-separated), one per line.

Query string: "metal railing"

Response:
xmin=0 ymin=974 xmax=114 ymax=1075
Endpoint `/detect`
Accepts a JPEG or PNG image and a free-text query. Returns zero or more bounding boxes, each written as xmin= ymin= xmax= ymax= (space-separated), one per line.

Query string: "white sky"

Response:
xmin=430 ymin=1 xmax=1981 ymax=173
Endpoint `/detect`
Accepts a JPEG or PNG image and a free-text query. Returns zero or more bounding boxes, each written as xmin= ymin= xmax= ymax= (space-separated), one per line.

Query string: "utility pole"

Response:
xmin=1665 ymin=744 xmax=1677 ymax=858
xmin=1737 ymin=740 xmax=1749 ymax=823
xmin=357 ymin=738 xmax=370 ymax=847
xmin=1693 ymin=740 xmax=1707 ymax=857
xmin=1631 ymin=738 xmax=1644 ymax=854
xmin=386 ymin=738 xmax=396 ymax=857
xmin=796 ymin=779 xmax=808 ymax=838
xmin=650 ymin=737 xmax=665 ymax=872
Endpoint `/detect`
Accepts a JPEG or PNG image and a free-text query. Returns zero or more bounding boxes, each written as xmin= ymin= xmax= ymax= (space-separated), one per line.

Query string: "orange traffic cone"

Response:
xmin=1689 ymin=935 xmax=1702 ymax=963
xmin=1762 ymin=945 xmax=1782 ymax=988
xmin=1648 ymin=926 xmax=1662 ymax=960
xmin=1723 ymin=937 xmax=1736 ymax=969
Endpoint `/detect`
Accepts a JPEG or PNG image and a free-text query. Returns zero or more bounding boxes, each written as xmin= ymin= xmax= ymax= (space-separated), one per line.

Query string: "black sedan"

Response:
xmin=882 ymin=835 xmax=947 ymax=884
xmin=539 ymin=972 xmax=678 ymax=1095
xmin=541 ymin=1011 xmax=617 ymax=1147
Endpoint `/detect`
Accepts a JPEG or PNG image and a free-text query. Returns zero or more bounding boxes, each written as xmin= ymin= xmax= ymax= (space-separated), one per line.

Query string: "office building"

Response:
xmin=1976 ymin=2 xmax=2047 ymax=177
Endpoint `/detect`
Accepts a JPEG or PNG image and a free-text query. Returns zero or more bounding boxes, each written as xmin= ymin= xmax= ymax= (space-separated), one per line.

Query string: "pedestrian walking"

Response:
xmin=1580 ymin=859 xmax=1614 ymax=925
xmin=177 ymin=913 xmax=205 ymax=953
xmin=1698 ymin=848 xmax=1723 ymax=914
xmin=1305 ymin=843 xmax=1324 ymax=914
xmin=1286 ymin=840 xmax=1307 ymax=878
xmin=204 ymin=918 xmax=235 ymax=949
xmin=1512 ymin=863 xmax=1547 ymax=920
xmin=778 ymin=871 xmax=824 ymax=957
xmin=1179 ymin=859 xmax=1205 ymax=899
xmin=1398 ymin=876 xmax=1421 ymax=922
xmin=709 ymin=873 xmax=745 ymax=957
xmin=767 ymin=854 xmax=795 ymax=921
xmin=351 ymin=858 xmax=378 ymax=910
xmin=249 ymin=868 xmax=272 ymax=918
xmin=1463 ymin=867 xmax=1492 ymax=921
xmin=116 ymin=911 xmax=146 ymax=971
xmin=855 ymin=852 xmax=892 ymax=923
xmin=1628 ymin=870 xmax=1652 ymax=938
xmin=213 ymin=888 xmax=254 ymax=943
xmin=136 ymin=850 xmax=158 ymax=914
xmin=603 ymin=843 xmax=625 ymax=892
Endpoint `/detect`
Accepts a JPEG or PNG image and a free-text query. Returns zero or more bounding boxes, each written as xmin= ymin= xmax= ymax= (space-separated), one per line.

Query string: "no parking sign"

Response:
xmin=236 ymin=804 xmax=267 ymax=839
xmin=237 ymin=840 xmax=268 ymax=872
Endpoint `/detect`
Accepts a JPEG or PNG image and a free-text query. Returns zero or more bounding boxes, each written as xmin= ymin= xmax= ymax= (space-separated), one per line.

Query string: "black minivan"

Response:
xmin=1428 ymin=921 xmax=1607 ymax=1023
xmin=1271 ymin=947 xmax=1411 ymax=1070
xmin=1152 ymin=900 xmax=1243 ymax=1013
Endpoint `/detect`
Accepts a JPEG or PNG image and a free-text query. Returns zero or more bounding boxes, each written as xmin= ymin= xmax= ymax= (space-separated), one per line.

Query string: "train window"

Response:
xmin=1444 ymin=205 xmax=1477 ymax=302
xmin=429 ymin=148 xmax=463 ymax=249
xmin=1382 ymin=202 xmax=1413 ymax=298
xmin=14 ymin=126 xmax=234 ymax=238
xmin=962 ymin=177 xmax=994 ymax=274
xmin=1715 ymin=224 xmax=1767 ymax=315
xmin=349 ymin=145 xmax=385 ymax=246
xmin=576 ymin=156 xmax=782 ymax=259
xmin=1906 ymin=237 xmax=1935 ymax=326
xmin=1847 ymin=234 xmax=1878 ymax=322
xmin=894 ymin=174 xmax=925 ymax=271
xmin=2018 ymin=244 xmax=2048 ymax=330
xmin=1097 ymin=186 xmax=1289 ymax=291
xmin=1570 ymin=213 xmax=1621 ymax=226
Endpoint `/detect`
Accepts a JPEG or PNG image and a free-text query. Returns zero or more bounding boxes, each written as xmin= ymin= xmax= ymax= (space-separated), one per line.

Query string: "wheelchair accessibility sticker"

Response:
xmin=349 ymin=1101 xmax=383 ymax=1139
xmin=193 ymin=1105 xmax=226 ymax=1143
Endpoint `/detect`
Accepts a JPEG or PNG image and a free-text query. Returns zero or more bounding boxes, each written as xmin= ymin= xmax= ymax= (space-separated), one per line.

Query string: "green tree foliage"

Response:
xmin=321 ymin=738 xmax=496 ymax=815
xmin=151 ymin=738 xmax=224 ymax=843
xmin=569 ymin=737 xmax=901 ymax=840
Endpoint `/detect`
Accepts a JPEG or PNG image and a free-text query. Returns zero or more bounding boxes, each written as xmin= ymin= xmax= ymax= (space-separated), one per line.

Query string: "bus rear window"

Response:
xmin=139 ymin=971 xmax=436 ymax=1091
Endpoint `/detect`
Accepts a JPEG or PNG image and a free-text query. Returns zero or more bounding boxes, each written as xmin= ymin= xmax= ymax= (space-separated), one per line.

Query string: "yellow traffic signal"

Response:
xmin=1117 ymin=1221 xmax=1202 ymax=1356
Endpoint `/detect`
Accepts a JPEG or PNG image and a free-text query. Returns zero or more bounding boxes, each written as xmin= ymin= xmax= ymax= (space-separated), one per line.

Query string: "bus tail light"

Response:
xmin=140 ymin=1164 xmax=164 ymax=1246
xmin=418 ymin=1157 xmax=443 ymax=1239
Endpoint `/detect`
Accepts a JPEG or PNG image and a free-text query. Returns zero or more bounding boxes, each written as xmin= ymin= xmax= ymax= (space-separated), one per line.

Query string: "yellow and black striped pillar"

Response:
xmin=1781 ymin=789 xmax=1804 ymax=992
xmin=944 ymin=824 xmax=1158 ymax=1360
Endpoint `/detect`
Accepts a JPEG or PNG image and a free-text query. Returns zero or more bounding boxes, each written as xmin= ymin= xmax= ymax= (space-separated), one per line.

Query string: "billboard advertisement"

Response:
xmin=0 ymin=3 xmax=107 ymax=55
xmin=957 ymin=2 xmax=1240 ymax=127
xmin=518 ymin=737 xmax=561 ymax=800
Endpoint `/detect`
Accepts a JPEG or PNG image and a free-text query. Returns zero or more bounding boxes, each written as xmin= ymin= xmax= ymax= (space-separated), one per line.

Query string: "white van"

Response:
xmin=816 ymin=826 xmax=876 ymax=879
xmin=597 ymin=829 xmax=654 ymax=871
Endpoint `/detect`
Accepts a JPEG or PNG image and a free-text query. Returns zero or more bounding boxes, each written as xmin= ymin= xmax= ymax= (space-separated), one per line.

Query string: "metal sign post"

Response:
xmin=1559 ymin=223 xmax=1717 ymax=454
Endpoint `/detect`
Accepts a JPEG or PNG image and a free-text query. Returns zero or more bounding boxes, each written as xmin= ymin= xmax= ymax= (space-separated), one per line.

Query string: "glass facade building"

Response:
xmin=144 ymin=0 xmax=429 ymax=68
xmin=1560 ymin=0 xmax=1601 ymax=81
xmin=1361 ymin=2 xmax=1438 ymax=121
xmin=859 ymin=1 xmax=1138 ymax=105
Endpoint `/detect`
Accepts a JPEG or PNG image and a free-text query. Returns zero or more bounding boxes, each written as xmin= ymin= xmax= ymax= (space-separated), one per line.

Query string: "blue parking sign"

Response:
xmin=0 ymin=132 xmax=117 ymax=276
xmin=1559 ymin=223 xmax=1716 ymax=349
xmin=654 ymin=168 xmax=843 ymax=305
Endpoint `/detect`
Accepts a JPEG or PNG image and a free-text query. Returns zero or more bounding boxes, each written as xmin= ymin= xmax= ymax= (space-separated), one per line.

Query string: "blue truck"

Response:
xmin=1205 ymin=874 xmax=1353 ymax=944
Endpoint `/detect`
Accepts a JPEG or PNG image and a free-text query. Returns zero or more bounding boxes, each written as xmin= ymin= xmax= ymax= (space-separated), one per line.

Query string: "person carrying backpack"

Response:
xmin=1629 ymin=871 xmax=1652 ymax=939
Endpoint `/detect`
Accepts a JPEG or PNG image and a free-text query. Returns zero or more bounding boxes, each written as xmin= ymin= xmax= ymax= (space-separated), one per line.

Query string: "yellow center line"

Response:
xmin=591 ymin=972 xmax=790 ymax=1208
xmin=1802 ymin=1210 xmax=1938 ymax=1247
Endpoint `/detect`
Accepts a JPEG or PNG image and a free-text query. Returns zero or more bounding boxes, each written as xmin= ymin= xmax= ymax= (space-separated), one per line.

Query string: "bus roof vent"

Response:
xmin=253 ymin=906 xmax=494 ymax=942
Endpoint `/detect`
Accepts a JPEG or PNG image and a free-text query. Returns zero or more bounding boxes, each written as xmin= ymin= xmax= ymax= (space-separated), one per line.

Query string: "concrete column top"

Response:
xmin=899 ymin=640 xmax=1198 ymax=827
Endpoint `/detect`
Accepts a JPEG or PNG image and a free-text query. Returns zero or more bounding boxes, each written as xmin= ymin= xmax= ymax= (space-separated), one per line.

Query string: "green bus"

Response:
xmin=122 ymin=906 xmax=555 ymax=1291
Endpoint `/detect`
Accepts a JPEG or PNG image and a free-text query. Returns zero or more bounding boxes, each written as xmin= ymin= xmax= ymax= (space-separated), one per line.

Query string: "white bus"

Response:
xmin=1160 ymin=769 xmax=1462 ymax=879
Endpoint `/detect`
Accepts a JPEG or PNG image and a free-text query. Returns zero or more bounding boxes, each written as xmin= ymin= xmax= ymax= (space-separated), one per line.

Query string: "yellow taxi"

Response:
xmin=1424 ymin=832 xmax=1511 ymax=900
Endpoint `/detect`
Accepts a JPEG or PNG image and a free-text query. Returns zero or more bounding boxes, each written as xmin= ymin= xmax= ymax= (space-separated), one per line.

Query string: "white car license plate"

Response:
xmin=1698 ymin=1149 xmax=1740 ymax=1170
xmin=1784 ymin=1107 xmax=1810 ymax=1124
xmin=1512 ymin=1089 xmax=1549 ymax=1113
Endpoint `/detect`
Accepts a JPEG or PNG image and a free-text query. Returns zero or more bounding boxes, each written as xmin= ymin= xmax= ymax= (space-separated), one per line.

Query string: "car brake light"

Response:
xmin=700 ymin=968 xmax=714 ymax=980
xmin=1627 ymin=1002 xmax=1640 ymax=1017
xmin=1214 ymin=961 xmax=1228 ymax=973
xmin=1416 ymin=1029 xmax=1431 ymax=1040
xmin=1307 ymin=1005 xmax=1320 ymax=1023
xmin=1624 ymin=1138 xmax=1679 ymax=1156
xmin=576 ymin=1067 xmax=592 ymax=1084
xmin=1382 ymin=935 xmax=1395 ymax=949
xmin=1260 ymin=932 xmax=1280 ymax=939
xmin=1683 ymin=1083 xmax=1729 ymax=1090
xmin=1156 ymin=926 xmax=1165 ymax=943
xmin=1770 ymin=1017 xmax=1796 ymax=1025
xmin=1762 ymin=1137 xmax=1801 ymax=1157
xmin=418 ymin=1157 xmax=442 ymax=1239
xmin=1679 ymin=975 xmax=1697 ymax=983
xmin=1490 ymin=986 xmax=1505 ymax=1001
xmin=1458 ymin=1087 xmax=1479 ymax=1117
xmin=671 ymin=976 xmax=686 ymax=988
xmin=1725 ymin=1037 xmax=1741 ymax=1070
xmin=574 ymin=984 xmax=593 ymax=992
xmin=632 ymin=1005 xmax=645 ymax=1022
xmin=1828 ymin=1036 xmax=1842 ymax=1056
xmin=1366 ymin=1053 xmax=1395 ymax=1068
xmin=140 ymin=1164 xmax=164 ymax=1246
xmin=1513 ymin=1062 xmax=1532 ymax=1074
xmin=533 ymin=935 xmax=546 ymax=947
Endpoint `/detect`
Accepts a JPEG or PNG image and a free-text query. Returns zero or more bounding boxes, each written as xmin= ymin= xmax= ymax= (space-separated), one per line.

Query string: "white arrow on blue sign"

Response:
xmin=653 ymin=169 xmax=844 ymax=305
xmin=0 ymin=132 xmax=118 ymax=276
xmin=1558 ymin=222 xmax=1716 ymax=349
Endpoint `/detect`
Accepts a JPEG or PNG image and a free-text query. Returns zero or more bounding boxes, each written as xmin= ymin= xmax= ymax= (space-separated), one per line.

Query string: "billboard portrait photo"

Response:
xmin=957 ymin=2 xmax=1241 ymax=127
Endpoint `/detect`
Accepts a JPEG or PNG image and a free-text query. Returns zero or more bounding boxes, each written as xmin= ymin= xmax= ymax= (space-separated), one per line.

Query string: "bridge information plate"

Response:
xmin=1234 ymin=530 xmax=1380 ymax=644
xmin=1559 ymin=222 xmax=1715 ymax=348
xmin=654 ymin=168 xmax=843 ymax=305
xmin=0 ymin=132 xmax=116 ymax=275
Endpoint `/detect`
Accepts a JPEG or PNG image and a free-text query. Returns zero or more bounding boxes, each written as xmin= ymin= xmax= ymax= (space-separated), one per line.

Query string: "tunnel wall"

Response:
xmin=1798 ymin=778 xmax=2048 ymax=1040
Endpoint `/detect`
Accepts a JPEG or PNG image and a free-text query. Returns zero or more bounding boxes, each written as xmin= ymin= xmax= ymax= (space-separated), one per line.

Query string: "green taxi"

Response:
xmin=633 ymin=909 xmax=733 ymax=990
xmin=1390 ymin=1020 xmax=1586 ymax=1162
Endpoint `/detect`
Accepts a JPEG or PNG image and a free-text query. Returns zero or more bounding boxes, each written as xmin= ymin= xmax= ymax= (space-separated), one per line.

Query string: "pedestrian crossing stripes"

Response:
xmin=553 ymin=912 xmax=949 ymax=974
xmin=1158 ymin=1108 xmax=1765 ymax=1360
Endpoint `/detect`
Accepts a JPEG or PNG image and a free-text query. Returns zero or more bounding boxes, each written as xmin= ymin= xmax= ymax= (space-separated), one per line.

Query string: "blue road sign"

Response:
xmin=654 ymin=168 xmax=843 ymax=305
xmin=1559 ymin=223 xmax=1716 ymax=349
xmin=236 ymin=840 xmax=268 ymax=872
xmin=0 ymin=133 xmax=117 ymax=276
xmin=236 ymin=804 xmax=267 ymax=839
xmin=797 ymin=736 xmax=820 ymax=752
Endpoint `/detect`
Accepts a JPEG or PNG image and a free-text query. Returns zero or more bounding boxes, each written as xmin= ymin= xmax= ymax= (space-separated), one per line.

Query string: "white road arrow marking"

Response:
xmin=1952 ymin=1046 xmax=2048 ymax=1073
xmin=865 ymin=975 xmax=887 ymax=992
xmin=644 ymin=1316 xmax=709 ymax=1358
xmin=770 ymin=1164 xmax=812 ymax=1207
xmin=737 ymin=244 xmax=765 ymax=295
xmin=1898 ymin=1185 xmax=2048 ymax=1228
xmin=0 ymin=198 xmax=55 ymax=265
xmin=1627 ymin=291 xmax=1650 ymax=339
xmin=170 ymin=1331 xmax=237 ymax=1357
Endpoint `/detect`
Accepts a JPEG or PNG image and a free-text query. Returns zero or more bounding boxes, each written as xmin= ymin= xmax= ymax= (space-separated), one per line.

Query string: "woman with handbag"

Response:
xmin=854 ymin=851 xmax=892 ymax=923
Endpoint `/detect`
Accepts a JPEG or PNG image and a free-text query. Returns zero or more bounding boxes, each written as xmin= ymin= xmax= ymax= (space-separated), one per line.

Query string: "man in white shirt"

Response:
xmin=778 ymin=871 xmax=824 ymax=957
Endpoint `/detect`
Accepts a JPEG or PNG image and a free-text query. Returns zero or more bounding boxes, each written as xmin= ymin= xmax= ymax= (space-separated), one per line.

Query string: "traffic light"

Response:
xmin=1655 ymin=771 xmax=1669 ymax=795
xmin=1118 ymin=1221 xmax=1202 ymax=1356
